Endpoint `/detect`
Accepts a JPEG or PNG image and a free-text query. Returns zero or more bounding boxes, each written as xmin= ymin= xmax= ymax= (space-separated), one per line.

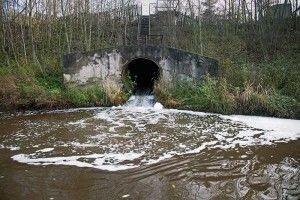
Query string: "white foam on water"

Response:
xmin=154 ymin=102 xmax=163 ymax=110
xmin=3 ymin=106 xmax=300 ymax=172
xmin=37 ymin=148 xmax=54 ymax=153
xmin=68 ymin=119 xmax=88 ymax=128
xmin=0 ymin=145 xmax=20 ymax=151
xmin=185 ymin=141 xmax=219 ymax=154
xmin=12 ymin=152 xmax=145 ymax=171
xmin=46 ymin=106 xmax=100 ymax=113
xmin=167 ymin=108 xmax=209 ymax=116
xmin=69 ymin=142 xmax=98 ymax=148
xmin=222 ymin=115 xmax=300 ymax=141
xmin=8 ymin=146 xmax=20 ymax=151
xmin=122 ymin=194 xmax=130 ymax=198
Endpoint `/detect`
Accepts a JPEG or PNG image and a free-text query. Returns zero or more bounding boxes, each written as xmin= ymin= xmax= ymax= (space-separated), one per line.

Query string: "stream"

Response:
xmin=0 ymin=104 xmax=299 ymax=199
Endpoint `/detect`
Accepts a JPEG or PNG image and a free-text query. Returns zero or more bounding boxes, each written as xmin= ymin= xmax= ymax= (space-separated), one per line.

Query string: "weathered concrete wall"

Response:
xmin=63 ymin=45 xmax=218 ymax=92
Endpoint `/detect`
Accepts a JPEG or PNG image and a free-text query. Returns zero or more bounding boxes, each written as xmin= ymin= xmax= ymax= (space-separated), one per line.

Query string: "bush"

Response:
xmin=156 ymin=77 xmax=235 ymax=114
xmin=155 ymin=77 xmax=299 ymax=119
xmin=64 ymin=86 xmax=109 ymax=107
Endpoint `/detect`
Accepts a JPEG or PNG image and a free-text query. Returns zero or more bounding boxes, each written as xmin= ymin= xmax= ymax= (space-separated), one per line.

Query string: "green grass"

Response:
xmin=64 ymin=86 xmax=109 ymax=107
xmin=0 ymin=58 xmax=111 ymax=110
xmin=155 ymin=76 xmax=299 ymax=119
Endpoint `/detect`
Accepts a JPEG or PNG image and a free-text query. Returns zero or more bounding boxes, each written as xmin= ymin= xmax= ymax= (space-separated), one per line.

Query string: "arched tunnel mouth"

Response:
xmin=124 ymin=58 xmax=160 ymax=95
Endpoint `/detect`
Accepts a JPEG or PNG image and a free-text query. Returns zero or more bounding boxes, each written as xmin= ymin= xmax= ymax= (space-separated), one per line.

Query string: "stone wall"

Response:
xmin=63 ymin=45 xmax=218 ymax=92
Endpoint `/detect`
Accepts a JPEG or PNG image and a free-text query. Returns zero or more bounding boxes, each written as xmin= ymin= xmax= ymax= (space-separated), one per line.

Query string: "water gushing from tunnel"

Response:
xmin=124 ymin=58 xmax=161 ymax=107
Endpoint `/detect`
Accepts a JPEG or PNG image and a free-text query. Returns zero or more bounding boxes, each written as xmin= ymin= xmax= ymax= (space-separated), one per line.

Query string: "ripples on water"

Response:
xmin=0 ymin=106 xmax=299 ymax=199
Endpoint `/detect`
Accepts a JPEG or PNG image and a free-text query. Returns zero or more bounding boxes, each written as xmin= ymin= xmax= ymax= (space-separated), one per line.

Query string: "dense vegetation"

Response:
xmin=0 ymin=0 xmax=299 ymax=118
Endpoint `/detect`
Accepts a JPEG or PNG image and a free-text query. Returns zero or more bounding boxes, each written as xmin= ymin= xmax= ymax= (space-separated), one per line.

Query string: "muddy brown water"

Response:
xmin=0 ymin=107 xmax=299 ymax=200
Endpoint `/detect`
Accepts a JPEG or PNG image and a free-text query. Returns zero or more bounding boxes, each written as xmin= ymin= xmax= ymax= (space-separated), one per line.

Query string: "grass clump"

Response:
xmin=65 ymin=86 xmax=109 ymax=107
xmin=155 ymin=78 xmax=235 ymax=114
xmin=0 ymin=58 xmax=111 ymax=110
xmin=155 ymin=76 xmax=299 ymax=119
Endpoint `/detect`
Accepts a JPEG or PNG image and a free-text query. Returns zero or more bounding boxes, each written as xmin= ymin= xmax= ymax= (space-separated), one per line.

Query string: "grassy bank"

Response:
xmin=155 ymin=77 xmax=299 ymax=119
xmin=0 ymin=58 xmax=114 ymax=111
xmin=0 ymin=54 xmax=299 ymax=119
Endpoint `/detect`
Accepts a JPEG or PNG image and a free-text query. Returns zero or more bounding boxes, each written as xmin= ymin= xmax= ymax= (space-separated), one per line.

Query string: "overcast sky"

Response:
xmin=137 ymin=0 xmax=156 ymax=15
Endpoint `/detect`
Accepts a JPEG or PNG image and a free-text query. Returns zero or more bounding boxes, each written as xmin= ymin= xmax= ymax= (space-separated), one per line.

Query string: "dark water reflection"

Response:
xmin=0 ymin=107 xmax=299 ymax=199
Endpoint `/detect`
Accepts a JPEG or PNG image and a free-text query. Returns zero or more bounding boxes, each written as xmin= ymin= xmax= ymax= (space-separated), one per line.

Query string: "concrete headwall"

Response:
xmin=63 ymin=45 xmax=218 ymax=92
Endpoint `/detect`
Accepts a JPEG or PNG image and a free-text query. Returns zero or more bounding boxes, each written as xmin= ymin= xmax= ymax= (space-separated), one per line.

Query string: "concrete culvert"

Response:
xmin=125 ymin=58 xmax=160 ymax=95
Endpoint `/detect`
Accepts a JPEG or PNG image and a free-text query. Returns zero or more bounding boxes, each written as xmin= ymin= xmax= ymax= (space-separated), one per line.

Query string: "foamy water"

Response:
xmin=1 ymin=106 xmax=299 ymax=172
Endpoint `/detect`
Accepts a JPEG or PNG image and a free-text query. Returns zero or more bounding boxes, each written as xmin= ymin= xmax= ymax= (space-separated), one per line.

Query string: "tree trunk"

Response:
xmin=0 ymin=0 xmax=3 ymax=25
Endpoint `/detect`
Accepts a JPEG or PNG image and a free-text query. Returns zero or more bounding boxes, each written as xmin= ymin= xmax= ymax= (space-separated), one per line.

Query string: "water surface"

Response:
xmin=0 ymin=107 xmax=299 ymax=199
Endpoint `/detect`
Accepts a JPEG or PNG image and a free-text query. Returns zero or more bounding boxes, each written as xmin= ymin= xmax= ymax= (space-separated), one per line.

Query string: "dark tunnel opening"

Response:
xmin=126 ymin=58 xmax=160 ymax=95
